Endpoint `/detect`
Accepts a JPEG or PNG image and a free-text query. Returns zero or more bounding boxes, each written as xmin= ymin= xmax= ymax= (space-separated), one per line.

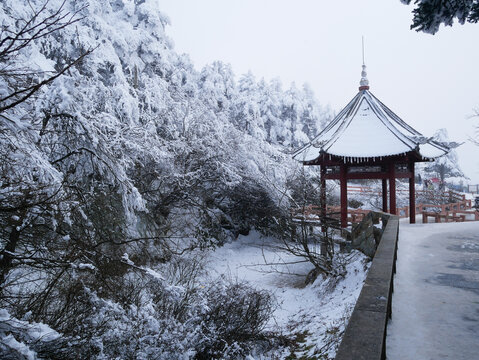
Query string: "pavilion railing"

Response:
xmin=291 ymin=185 xmax=476 ymax=225
xmin=347 ymin=185 xmax=467 ymax=203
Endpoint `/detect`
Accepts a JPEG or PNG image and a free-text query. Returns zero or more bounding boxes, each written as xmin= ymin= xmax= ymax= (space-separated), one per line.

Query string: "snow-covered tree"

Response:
xmin=401 ymin=0 xmax=479 ymax=34
xmin=257 ymin=78 xmax=284 ymax=143
xmin=198 ymin=61 xmax=236 ymax=113
xmin=299 ymin=83 xmax=331 ymax=140
xmin=419 ymin=128 xmax=467 ymax=186
xmin=0 ymin=0 xmax=331 ymax=357
xmin=232 ymin=71 xmax=265 ymax=138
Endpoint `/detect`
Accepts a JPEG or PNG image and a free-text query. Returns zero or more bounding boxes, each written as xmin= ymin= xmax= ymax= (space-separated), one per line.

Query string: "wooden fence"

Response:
xmin=348 ymin=185 xmax=468 ymax=204
xmin=291 ymin=187 xmax=477 ymax=225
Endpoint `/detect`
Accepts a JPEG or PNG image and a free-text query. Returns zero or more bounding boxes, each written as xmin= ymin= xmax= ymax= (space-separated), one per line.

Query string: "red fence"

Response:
xmin=348 ymin=185 xmax=468 ymax=204
xmin=292 ymin=186 xmax=477 ymax=225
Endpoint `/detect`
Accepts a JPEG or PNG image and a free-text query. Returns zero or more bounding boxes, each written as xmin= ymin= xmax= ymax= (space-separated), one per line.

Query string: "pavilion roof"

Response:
xmin=294 ymin=67 xmax=450 ymax=163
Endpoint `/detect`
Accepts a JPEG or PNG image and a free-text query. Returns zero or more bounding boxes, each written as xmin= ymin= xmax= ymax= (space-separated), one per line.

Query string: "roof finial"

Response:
xmin=362 ymin=36 xmax=365 ymax=65
xmin=359 ymin=36 xmax=370 ymax=91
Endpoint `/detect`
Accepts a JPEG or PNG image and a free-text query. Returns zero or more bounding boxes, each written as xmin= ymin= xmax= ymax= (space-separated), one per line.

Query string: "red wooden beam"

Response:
xmin=320 ymin=165 xmax=327 ymax=232
xmin=409 ymin=161 xmax=416 ymax=224
xmin=345 ymin=173 xmax=390 ymax=180
xmin=303 ymin=151 xmax=425 ymax=167
xmin=382 ymin=179 xmax=388 ymax=213
xmin=323 ymin=171 xmax=413 ymax=180
xmin=389 ymin=163 xmax=397 ymax=215
xmin=340 ymin=164 xmax=348 ymax=228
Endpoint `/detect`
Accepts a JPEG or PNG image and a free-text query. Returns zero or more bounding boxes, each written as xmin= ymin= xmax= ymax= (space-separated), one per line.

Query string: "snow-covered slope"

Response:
xmin=208 ymin=231 xmax=369 ymax=359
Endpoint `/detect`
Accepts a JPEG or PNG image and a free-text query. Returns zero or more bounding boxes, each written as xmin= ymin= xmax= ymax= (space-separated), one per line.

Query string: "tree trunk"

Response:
xmin=0 ymin=220 xmax=22 ymax=286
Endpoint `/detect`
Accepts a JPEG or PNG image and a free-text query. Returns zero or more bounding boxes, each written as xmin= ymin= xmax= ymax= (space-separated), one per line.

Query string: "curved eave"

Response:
xmin=325 ymin=147 xmax=413 ymax=158
xmin=417 ymin=141 xmax=450 ymax=160
xmin=293 ymin=139 xmax=450 ymax=164
xmin=292 ymin=143 xmax=322 ymax=162
xmin=293 ymin=147 xmax=423 ymax=164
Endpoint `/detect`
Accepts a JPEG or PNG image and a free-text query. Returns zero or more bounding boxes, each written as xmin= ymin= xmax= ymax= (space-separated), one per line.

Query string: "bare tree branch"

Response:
xmin=0 ymin=0 xmax=94 ymax=113
xmin=0 ymin=46 xmax=95 ymax=113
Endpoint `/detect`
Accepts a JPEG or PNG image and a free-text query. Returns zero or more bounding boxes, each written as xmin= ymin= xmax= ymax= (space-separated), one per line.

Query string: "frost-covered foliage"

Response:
xmin=0 ymin=0 xmax=331 ymax=357
xmin=0 ymin=268 xmax=276 ymax=359
xmin=417 ymin=128 xmax=467 ymax=187
xmin=0 ymin=309 xmax=61 ymax=360
xmin=401 ymin=0 xmax=479 ymax=34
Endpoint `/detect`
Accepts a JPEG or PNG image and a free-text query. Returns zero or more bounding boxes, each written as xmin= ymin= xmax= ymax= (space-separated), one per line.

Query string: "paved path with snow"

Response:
xmin=386 ymin=221 xmax=479 ymax=360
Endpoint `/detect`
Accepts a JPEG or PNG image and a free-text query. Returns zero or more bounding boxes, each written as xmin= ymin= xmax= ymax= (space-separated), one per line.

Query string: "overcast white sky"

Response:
xmin=160 ymin=0 xmax=479 ymax=183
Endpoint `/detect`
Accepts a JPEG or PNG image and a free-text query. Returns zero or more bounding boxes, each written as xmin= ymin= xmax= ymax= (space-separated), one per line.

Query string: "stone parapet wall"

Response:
xmin=335 ymin=214 xmax=399 ymax=360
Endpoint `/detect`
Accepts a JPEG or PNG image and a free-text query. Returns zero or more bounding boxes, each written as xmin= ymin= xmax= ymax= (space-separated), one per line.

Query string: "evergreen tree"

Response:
xmin=258 ymin=78 xmax=284 ymax=144
xmin=420 ymin=128 xmax=467 ymax=185
xmin=402 ymin=0 xmax=479 ymax=34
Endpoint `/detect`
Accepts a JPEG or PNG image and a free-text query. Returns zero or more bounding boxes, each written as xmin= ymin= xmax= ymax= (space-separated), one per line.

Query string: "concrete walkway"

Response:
xmin=386 ymin=220 xmax=479 ymax=360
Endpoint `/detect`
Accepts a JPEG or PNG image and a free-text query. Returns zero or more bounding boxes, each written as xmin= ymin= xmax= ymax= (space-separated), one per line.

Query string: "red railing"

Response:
xmin=347 ymin=185 xmax=466 ymax=203
xmin=291 ymin=187 xmax=477 ymax=225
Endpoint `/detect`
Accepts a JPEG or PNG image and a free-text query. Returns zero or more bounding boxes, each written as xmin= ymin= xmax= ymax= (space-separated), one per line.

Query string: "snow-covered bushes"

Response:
xmin=196 ymin=280 xmax=277 ymax=359
xmin=2 ymin=255 xmax=278 ymax=359
xmin=0 ymin=0 xmax=332 ymax=357
xmin=225 ymin=179 xmax=289 ymax=237
xmin=0 ymin=309 xmax=62 ymax=360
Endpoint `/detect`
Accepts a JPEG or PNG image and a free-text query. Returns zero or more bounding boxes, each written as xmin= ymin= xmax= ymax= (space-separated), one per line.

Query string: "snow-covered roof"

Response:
xmin=294 ymin=67 xmax=450 ymax=162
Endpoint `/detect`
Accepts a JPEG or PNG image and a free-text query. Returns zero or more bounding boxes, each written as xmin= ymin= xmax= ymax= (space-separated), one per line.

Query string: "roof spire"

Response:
xmin=359 ymin=36 xmax=370 ymax=91
xmin=362 ymin=36 xmax=365 ymax=65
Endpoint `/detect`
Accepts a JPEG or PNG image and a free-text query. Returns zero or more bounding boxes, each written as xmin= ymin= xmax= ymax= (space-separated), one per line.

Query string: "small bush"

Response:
xmin=195 ymin=279 xmax=276 ymax=359
xmin=348 ymin=199 xmax=363 ymax=209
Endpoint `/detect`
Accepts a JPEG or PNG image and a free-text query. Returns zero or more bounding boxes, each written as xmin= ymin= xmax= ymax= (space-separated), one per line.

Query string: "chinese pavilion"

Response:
xmin=293 ymin=65 xmax=450 ymax=227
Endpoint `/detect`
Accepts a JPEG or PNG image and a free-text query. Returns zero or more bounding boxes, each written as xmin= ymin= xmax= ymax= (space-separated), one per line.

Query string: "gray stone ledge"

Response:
xmin=335 ymin=214 xmax=399 ymax=360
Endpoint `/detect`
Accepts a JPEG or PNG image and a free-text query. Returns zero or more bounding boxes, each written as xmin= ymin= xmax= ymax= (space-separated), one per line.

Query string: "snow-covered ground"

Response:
xmin=206 ymin=231 xmax=369 ymax=359
xmin=387 ymin=219 xmax=479 ymax=360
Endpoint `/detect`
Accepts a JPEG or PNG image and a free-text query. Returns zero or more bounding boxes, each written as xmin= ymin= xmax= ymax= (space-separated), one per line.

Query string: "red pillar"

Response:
xmin=320 ymin=165 xmax=327 ymax=231
xmin=382 ymin=179 xmax=388 ymax=213
xmin=389 ymin=162 xmax=397 ymax=215
xmin=340 ymin=164 xmax=348 ymax=228
xmin=409 ymin=161 xmax=416 ymax=223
